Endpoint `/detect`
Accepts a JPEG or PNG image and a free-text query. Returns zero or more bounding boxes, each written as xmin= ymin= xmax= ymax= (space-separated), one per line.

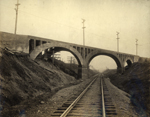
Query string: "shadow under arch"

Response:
xmin=124 ymin=57 xmax=133 ymax=70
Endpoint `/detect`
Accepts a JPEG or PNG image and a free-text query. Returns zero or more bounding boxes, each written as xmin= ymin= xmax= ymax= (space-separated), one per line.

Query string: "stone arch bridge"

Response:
xmin=0 ymin=32 xmax=140 ymax=78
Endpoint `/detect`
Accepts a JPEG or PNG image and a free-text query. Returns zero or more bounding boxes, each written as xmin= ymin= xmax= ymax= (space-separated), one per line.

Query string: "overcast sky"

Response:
xmin=0 ymin=0 xmax=150 ymax=71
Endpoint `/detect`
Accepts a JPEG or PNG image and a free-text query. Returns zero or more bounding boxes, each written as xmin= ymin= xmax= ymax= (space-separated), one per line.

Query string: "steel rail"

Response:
xmin=60 ymin=77 xmax=97 ymax=117
xmin=101 ymin=77 xmax=106 ymax=117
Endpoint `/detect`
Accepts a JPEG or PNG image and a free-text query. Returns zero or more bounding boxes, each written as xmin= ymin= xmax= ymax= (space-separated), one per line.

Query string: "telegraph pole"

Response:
xmin=116 ymin=32 xmax=119 ymax=52
xmin=82 ymin=19 xmax=86 ymax=60
xmin=52 ymin=47 xmax=55 ymax=69
xmin=14 ymin=0 xmax=20 ymax=34
xmin=136 ymin=39 xmax=138 ymax=55
xmin=67 ymin=56 xmax=74 ymax=69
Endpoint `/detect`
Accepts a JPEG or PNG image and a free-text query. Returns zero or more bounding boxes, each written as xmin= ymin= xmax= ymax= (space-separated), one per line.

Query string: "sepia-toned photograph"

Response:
xmin=0 ymin=0 xmax=150 ymax=116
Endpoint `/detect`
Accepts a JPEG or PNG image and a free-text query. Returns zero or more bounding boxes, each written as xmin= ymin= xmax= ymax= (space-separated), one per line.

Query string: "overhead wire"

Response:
xmin=0 ymin=3 xmax=112 ymax=41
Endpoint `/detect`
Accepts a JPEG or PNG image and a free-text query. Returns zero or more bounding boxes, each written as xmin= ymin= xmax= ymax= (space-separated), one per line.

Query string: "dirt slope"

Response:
xmin=105 ymin=62 xmax=150 ymax=116
xmin=0 ymin=48 xmax=88 ymax=116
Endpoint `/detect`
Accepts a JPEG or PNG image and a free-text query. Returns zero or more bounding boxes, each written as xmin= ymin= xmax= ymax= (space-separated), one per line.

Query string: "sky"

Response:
xmin=0 ymin=0 xmax=150 ymax=71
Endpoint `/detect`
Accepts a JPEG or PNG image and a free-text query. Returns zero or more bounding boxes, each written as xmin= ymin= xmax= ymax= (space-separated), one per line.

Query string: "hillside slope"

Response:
xmin=105 ymin=62 xmax=150 ymax=116
xmin=0 ymin=48 xmax=90 ymax=116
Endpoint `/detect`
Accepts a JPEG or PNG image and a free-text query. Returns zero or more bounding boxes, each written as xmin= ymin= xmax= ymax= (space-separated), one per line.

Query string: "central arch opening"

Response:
xmin=89 ymin=55 xmax=118 ymax=73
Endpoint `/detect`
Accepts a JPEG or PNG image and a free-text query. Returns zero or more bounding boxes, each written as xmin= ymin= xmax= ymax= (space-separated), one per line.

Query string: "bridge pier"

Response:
xmin=77 ymin=65 xmax=82 ymax=79
xmin=78 ymin=65 xmax=89 ymax=79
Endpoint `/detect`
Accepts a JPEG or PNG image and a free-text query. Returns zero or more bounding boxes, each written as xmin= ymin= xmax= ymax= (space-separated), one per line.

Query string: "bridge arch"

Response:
xmin=85 ymin=50 xmax=124 ymax=73
xmin=30 ymin=42 xmax=83 ymax=66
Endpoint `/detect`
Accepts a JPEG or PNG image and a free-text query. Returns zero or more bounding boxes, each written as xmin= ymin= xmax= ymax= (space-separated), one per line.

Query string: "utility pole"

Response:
xmin=67 ymin=56 xmax=73 ymax=69
xmin=116 ymin=32 xmax=119 ymax=52
xmin=70 ymin=57 xmax=72 ymax=69
xmin=52 ymin=47 xmax=55 ymax=69
xmin=82 ymin=19 xmax=86 ymax=60
xmin=14 ymin=0 xmax=20 ymax=34
xmin=136 ymin=39 xmax=138 ymax=55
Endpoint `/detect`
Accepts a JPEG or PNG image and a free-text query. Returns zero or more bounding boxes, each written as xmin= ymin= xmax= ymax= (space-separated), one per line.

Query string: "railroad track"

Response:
xmin=51 ymin=75 xmax=117 ymax=117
